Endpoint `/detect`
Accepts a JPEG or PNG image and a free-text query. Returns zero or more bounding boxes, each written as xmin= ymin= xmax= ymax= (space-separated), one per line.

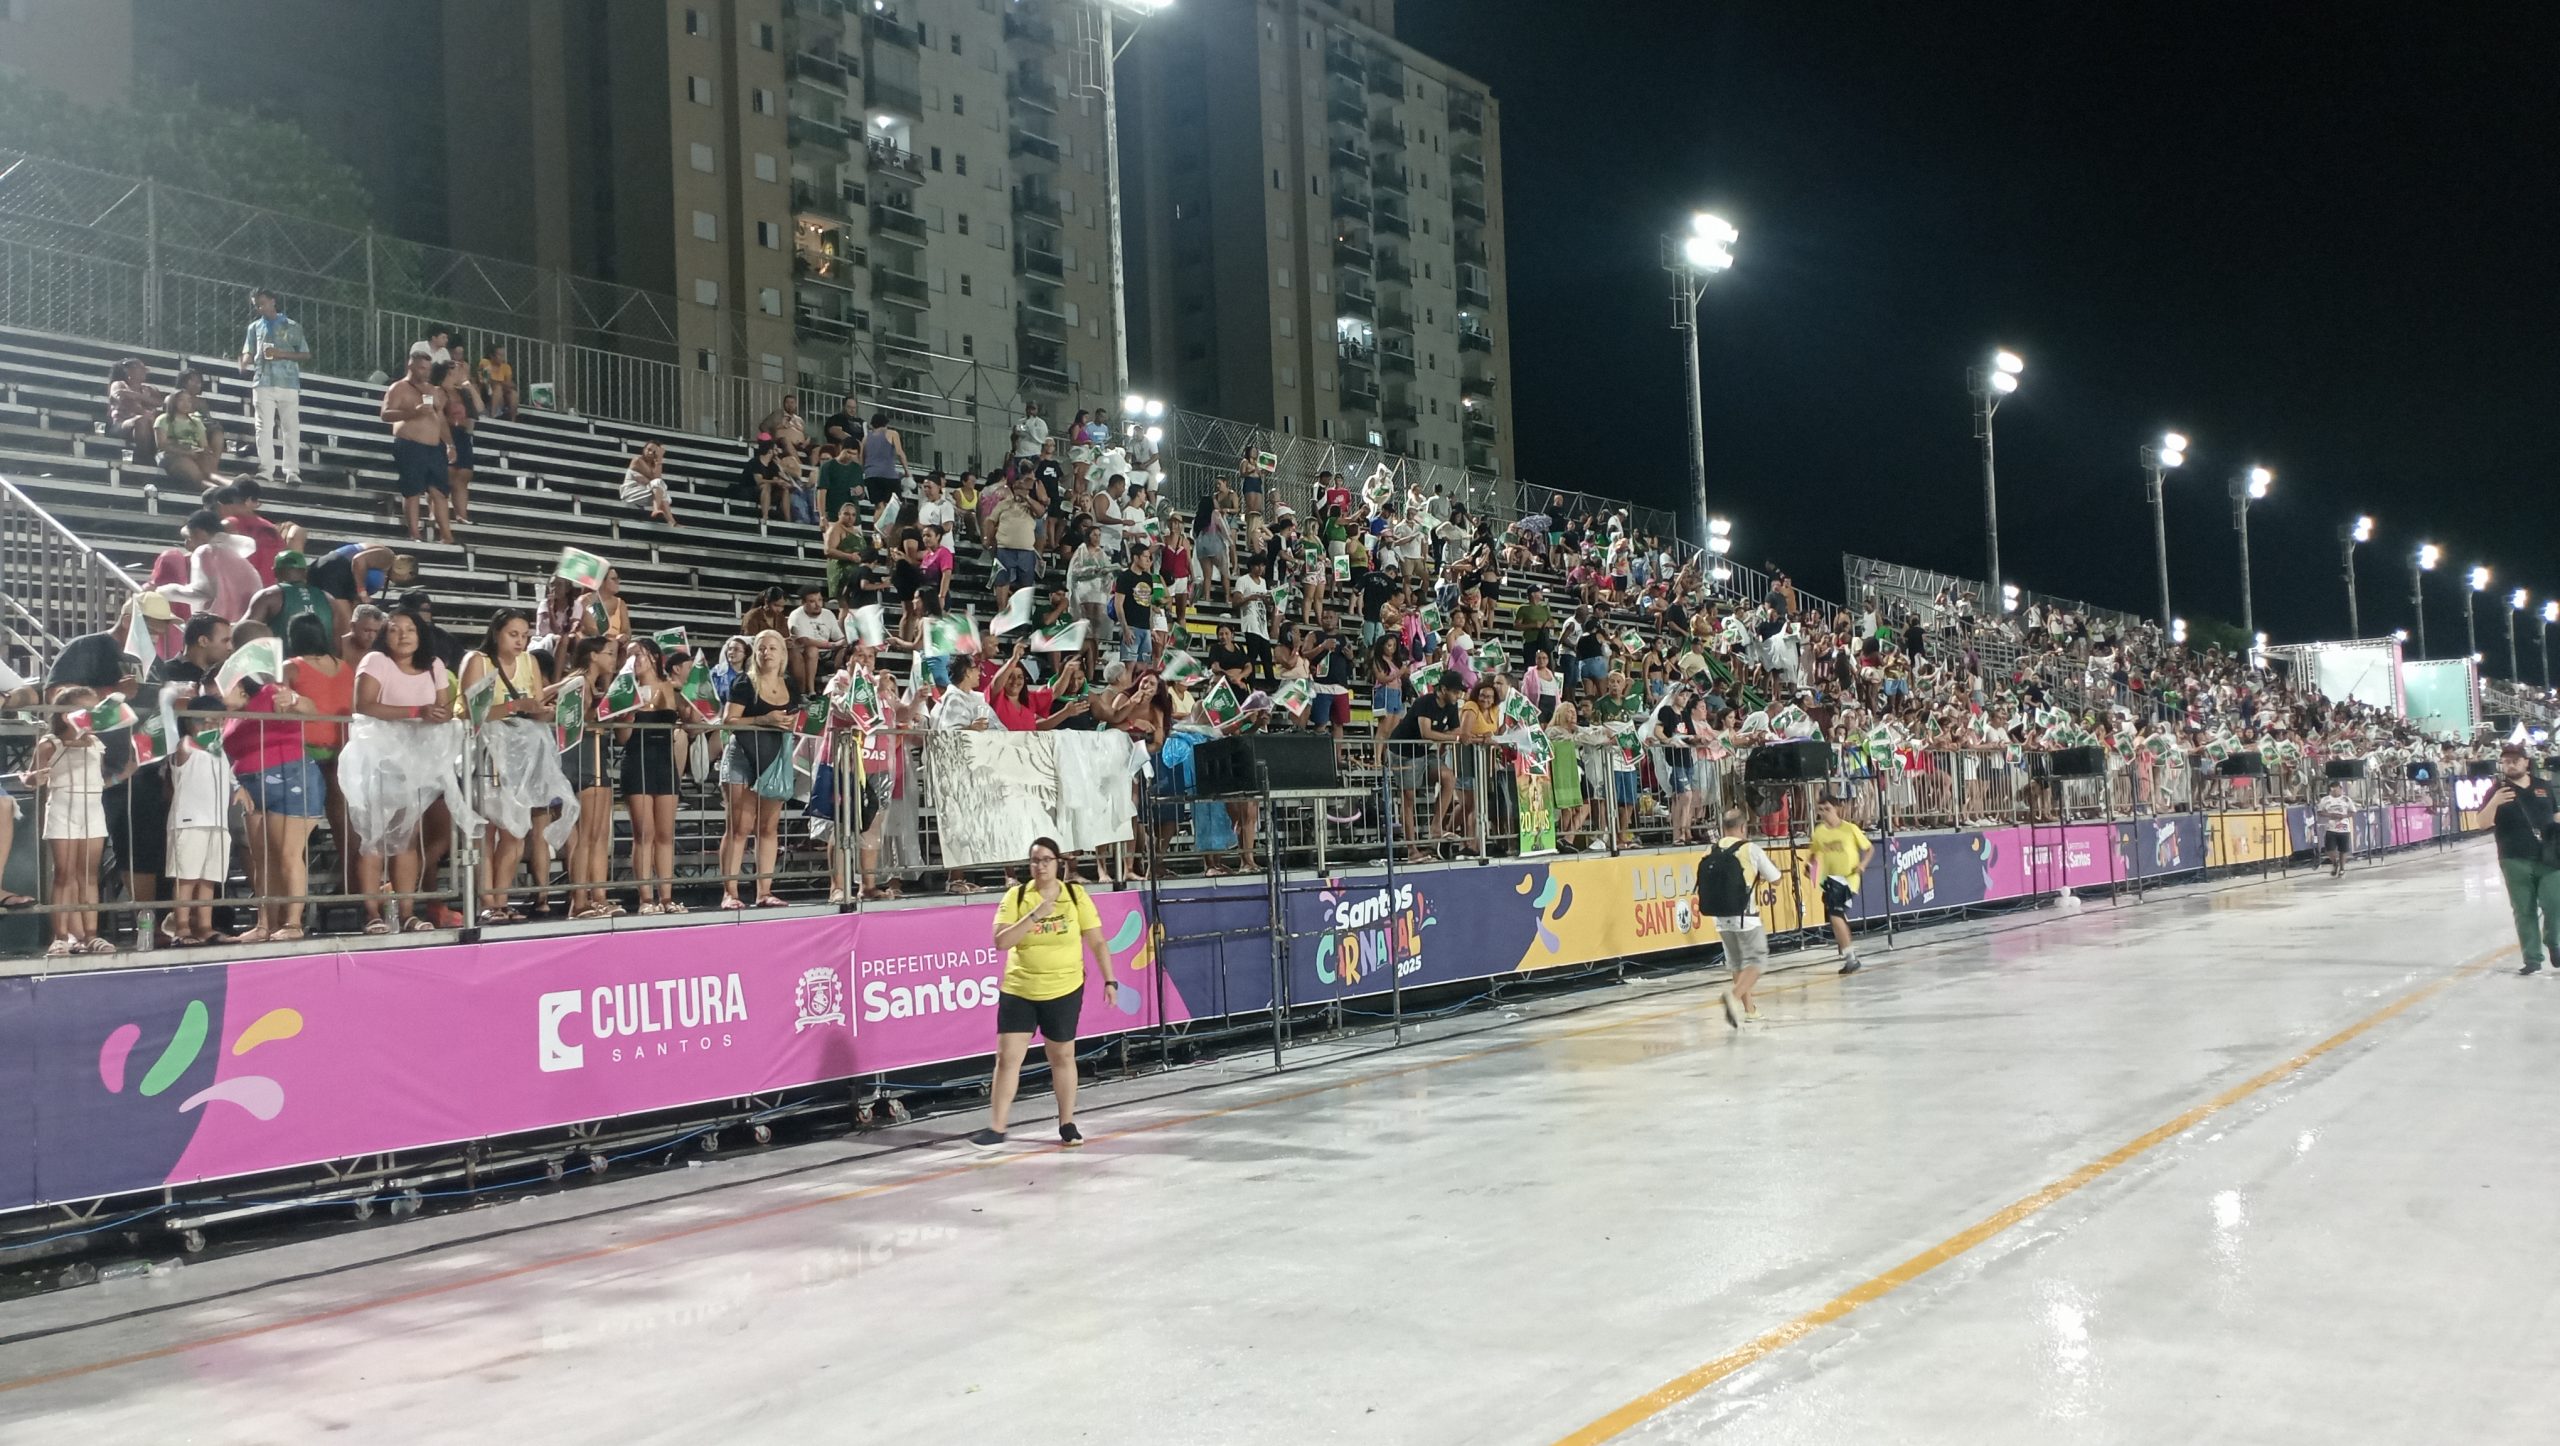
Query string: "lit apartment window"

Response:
xmin=688 ymin=75 xmax=712 ymax=105
xmin=758 ymin=287 xmax=782 ymax=316
xmin=692 ymin=210 xmax=717 ymax=240
xmin=757 ymin=220 xmax=781 ymax=248
xmin=694 ymin=279 xmax=719 ymax=305
xmin=689 ymin=142 xmax=716 ymax=172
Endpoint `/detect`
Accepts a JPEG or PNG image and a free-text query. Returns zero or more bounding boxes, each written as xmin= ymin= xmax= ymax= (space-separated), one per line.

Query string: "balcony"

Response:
xmin=866 ymin=10 xmax=917 ymax=47
xmin=1456 ymin=237 xmax=1488 ymax=269
xmin=784 ymin=0 xmax=846 ymax=18
xmin=794 ymin=304 xmax=867 ymax=345
xmin=789 ymin=52 xmax=852 ymax=95
xmin=1464 ymin=409 xmax=1497 ymax=440
xmin=1342 ymin=380 xmax=1381 ymax=414
xmin=871 ymin=263 xmax=929 ymax=307
xmin=1016 ymin=303 xmax=1068 ymax=345
xmin=1366 ymin=59 xmax=1404 ymax=96
xmin=1379 ymin=341 xmax=1416 ymax=376
xmin=1010 ymin=185 xmax=1062 ymax=223
xmin=871 ymin=201 xmax=928 ymax=241
xmin=1337 ymin=279 xmax=1377 ymax=314
xmin=865 ymin=138 xmax=925 ymax=183
xmin=1014 ymin=243 xmax=1065 ymax=280
xmin=1462 ymin=374 xmax=1497 ymax=400
xmin=1376 ymin=305 xmax=1414 ymax=335
xmin=866 ymin=76 xmax=923 ymax=118
xmin=792 ymin=180 xmax=856 ymax=223
xmin=1370 ymin=119 xmax=1406 ymax=152
xmin=1457 ymin=265 xmax=1491 ymax=308
xmin=878 ymin=328 xmax=931 ymax=358
xmin=1021 ymin=344 xmax=1071 ymax=391
xmin=1010 ymin=126 xmax=1062 ymax=164
xmin=1327 ymin=92 xmax=1367 ymax=129
xmin=1333 ymin=234 xmax=1373 ymax=271
xmin=789 ymin=113 xmax=853 ymax=153
xmin=1328 ymin=140 xmax=1372 ymax=175
xmin=1451 ymin=148 xmax=1484 ymax=180
xmin=1330 ymin=190 xmax=1371 ymax=223
xmin=1372 ymin=166 xmax=1407 ymax=199
xmin=1384 ymin=399 xmax=1419 ymax=426
xmin=1004 ymin=12 xmax=1057 ymax=47
xmin=793 ymin=248 xmax=858 ymax=289
xmin=1374 ymin=255 xmax=1410 ymax=287
xmin=1454 ymin=193 xmax=1487 ymax=225
xmin=1374 ymin=201 xmax=1410 ymax=237
xmin=1465 ymin=442 xmax=1495 ymax=474
xmin=1458 ymin=321 xmax=1494 ymax=353
xmin=1449 ymin=93 xmax=1486 ymax=134
xmin=1324 ymin=42 xmax=1362 ymax=80
xmin=1008 ymin=66 xmax=1059 ymax=112
xmin=1337 ymin=338 xmax=1377 ymax=371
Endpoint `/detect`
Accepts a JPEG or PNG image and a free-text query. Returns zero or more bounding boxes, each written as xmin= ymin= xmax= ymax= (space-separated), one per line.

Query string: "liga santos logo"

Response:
xmin=536 ymin=970 xmax=848 ymax=1073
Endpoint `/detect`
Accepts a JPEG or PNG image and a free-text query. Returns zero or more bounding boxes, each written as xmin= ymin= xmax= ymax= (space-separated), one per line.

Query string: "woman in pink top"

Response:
xmin=156 ymin=508 xmax=261 ymax=622
xmin=341 ymin=612 xmax=464 ymax=933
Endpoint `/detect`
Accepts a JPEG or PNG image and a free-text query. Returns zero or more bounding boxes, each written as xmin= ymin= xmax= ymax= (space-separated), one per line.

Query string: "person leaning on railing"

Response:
xmin=614 ymin=637 xmax=690 ymax=915
xmin=463 ymin=609 xmax=581 ymax=926
xmin=344 ymin=610 xmax=462 ymax=934
xmin=717 ymin=630 xmax=797 ymax=910
xmin=28 ymin=688 xmax=111 ymax=957
xmin=219 ymin=616 xmax=333 ymax=944
xmin=554 ymin=636 xmax=619 ymax=920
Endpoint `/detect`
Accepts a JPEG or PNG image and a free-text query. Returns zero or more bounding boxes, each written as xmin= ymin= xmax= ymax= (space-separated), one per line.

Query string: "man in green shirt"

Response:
xmin=247 ymin=549 xmax=333 ymax=635
xmin=1513 ymin=587 xmax=1554 ymax=657
xmin=816 ymin=445 xmax=865 ymax=523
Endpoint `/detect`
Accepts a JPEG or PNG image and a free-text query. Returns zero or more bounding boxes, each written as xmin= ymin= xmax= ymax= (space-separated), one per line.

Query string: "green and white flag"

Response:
xmin=1198 ymin=678 xmax=1242 ymax=728
xmin=799 ymin=697 xmax=832 ymax=736
xmin=1419 ymin=603 xmax=1447 ymax=631
xmin=1255 ymin=449 xmax=1278 ymax=472
xmin=214 ymin=637 xmax=285 ymax=694
xmin=1408 ymin=662 xmax=1445 ymax=693
xmin=600 ymin=660 xmax=641 ymax=719
xmin=1271 ymin=675 xmax=1315 ymax=718
xmin=1500 ymin=692 xmax=1538 ymax=730
xmin=463 ymin=670 xmax=500 ymax=726
xmin=1360 ymin=466 xmax=1396 ymax=507
xmin=924 ymin=612 xmax=980 ymax=658
xmin=1330 ymin=553 xmax=1351 ymax=582
xmin=1479 ymin=641 xmax=1510 ymax=676
xmin=123 ymin=600 xmax=155 ymax=668
xmin=554 ymin=676 xmax=588 ymax=750
xmin=1032 ymin=618 xmax=1089 ymax=653
xmin=1160 ymin=649 xmax=1209 ymax=685
xmin=554 ymin=546 xmax=608 ymax=590
xmin=651 ymin=626 xmax=687 ymax=652
xmin=992 ymin=587 xmax=1039 ymax=634
xmin=848 ymin=603 xmax=887 ymax=647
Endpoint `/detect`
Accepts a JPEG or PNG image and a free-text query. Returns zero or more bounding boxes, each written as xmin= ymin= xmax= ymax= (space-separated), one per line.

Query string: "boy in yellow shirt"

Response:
xmin=1809 ymin=795 xmax=1873 ymax=974
xmin=974 ymin=836 xmax=1119 ymax=1148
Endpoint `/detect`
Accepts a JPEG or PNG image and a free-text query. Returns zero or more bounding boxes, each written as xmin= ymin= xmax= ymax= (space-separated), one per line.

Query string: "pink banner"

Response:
xmin=167 ymin=897 xmax=1175 ymax=1190
xmin=1986 ymin=823 xmax=2138 ymax=895
xmin=2390 ymin=804 xmax=2436 ymax=846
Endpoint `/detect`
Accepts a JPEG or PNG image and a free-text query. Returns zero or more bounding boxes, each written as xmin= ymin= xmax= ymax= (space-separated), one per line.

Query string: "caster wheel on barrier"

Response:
xmin=352 ymin=1199 xmax=376 ymax=1222
xmin=586 ymin=1152 xmax=609 ymax=1177
xmin=545 ymin=1158 xmax=566 ymax=1185
xmin=701 ymin=1132 xmax=722 ymax=1155
xmin=752 ymin=1124 xmax=773 ymax=1145
xmin=181 ymin=1229 xmax=207 ymax=1255
xmin=390 ymin=1189 xmax=423 ymax=1218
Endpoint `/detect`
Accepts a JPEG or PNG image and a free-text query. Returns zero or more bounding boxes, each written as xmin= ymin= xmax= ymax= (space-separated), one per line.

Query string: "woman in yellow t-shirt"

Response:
xmin=974 ymin=837 xmax=1118 ymax=1149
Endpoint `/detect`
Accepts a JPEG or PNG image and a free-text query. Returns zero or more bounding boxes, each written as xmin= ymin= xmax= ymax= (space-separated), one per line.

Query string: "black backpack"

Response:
xmin=1696 ymin=838 xmax=1752 ymax=917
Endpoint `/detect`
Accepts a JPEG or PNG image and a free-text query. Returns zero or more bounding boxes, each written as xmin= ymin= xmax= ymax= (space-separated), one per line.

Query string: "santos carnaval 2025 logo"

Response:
xmin=1315 ymin=882 xmax=1434 ymax=987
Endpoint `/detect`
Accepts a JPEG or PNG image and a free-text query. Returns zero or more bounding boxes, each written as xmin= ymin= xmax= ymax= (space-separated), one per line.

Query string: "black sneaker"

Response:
xmin=1060 ymin=1123 xmax=1085 ymax=1148
xmin=1838 ymin=955 xmax=1863 ymax=975
xmin=967 ymin=1127 xmax=1007 ymax=1148
xmin=2522 ymin=962 xmax=2545 ymax=977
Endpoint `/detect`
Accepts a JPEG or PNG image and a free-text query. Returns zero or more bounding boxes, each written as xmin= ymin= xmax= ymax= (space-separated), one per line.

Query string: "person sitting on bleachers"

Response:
xmin=106 ymin=358 xmax=165 ymax=465
xmin=154 ymin=388 xmax=227 ymax=489
xmin=475 ymin=343 xmax=518 ymax=420
xmin=619 ymin=439 xmax=680 ymax=528
xmin=759 ymin=393 xmax=808 ymax=449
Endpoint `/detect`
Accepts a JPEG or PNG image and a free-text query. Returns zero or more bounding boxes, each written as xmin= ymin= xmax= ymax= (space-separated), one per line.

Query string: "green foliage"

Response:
xmin=2185 ymin=616 xmax=2250 ymax=655
xmin=0 ymin=71 xmax=374 ymax=231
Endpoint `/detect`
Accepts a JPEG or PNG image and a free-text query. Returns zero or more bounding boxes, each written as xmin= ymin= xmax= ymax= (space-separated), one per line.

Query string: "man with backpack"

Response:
xmin=1698 ymin=806 xmax=1783 ymax=1027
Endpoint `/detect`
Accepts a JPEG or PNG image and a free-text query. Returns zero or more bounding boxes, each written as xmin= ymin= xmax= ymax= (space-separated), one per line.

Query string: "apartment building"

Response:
xmin=1121 ymin=0 xmax=1516 ymax=486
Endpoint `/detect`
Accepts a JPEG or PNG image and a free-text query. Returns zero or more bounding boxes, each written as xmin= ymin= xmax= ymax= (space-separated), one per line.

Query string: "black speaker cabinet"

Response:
xmin=2324 ymin=757 xmax=2367 ymax=780
xmin=2216 ymin=750 xmax=2267 ymax=778
xmin=1744 ymin=739 xmax=1836 ymax=782
xmin=2406 ymin=760 xmax=2438 ymax=784
xmin=1191 ymin=734 xmax=1341 ymax=795
xmin=2035 ymin=745 xmax=2105 ymax=779
xmin=2464 ymin=758 xmax=2502 ymax=779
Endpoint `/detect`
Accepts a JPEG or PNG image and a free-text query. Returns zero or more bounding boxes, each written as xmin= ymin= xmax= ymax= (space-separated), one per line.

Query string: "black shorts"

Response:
xmin=995 ymin=986 xmax=1083 ymax=1042
xmin=392 ymin=438 xmax=449 ymax=498
xmin=1821 ymin=875 xmax=1854 ymax=916
xmin=2323 ymin=830 xmax=2351 ymax=856
xmin=450 ymin=426 xmax=476 ymax=470
xmin=102 ymin=769 xmax=169 ymax=878
xmin=863 ymin=475 xmax=899 ymax=507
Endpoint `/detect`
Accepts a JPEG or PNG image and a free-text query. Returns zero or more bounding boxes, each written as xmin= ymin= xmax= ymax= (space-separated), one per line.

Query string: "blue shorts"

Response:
xmin=1311 ymin=691 xmax=1350 ymax=726
xmin=245 ymin=757 xmax=326 ymax=818
xmin=1666 ymin=761 xmax=1696 ymax=795
xmin=996 ymin=548 xmax=1040 ymax=590
xmin=1579 ymin=656 xmax=1610 ymax=684
xmin=391 ymin=437 xmax=449 ymax=498
xmin=1612 ymin=771 xmax=1639 ymax=807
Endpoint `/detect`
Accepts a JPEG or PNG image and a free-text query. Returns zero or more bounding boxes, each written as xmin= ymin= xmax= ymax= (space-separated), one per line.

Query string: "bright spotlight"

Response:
xmin=2393 ymin=628 xmax=2409 ymax=642
xmin=2545 ymin=601 xmax=2559 ymax=624
xmin=1145 ymin=425 xmax=1164 ymax=444
xmin=1709 ymin=564 xmax=1732 ymax=582
xmin=2161 ymin=432 xmax=2189 ymax=453
xmin=1707 ymin=517 xmax=1733 ymax=537
xmin=1122 ymin=392 xmax=1144 ymax=414
xmin=2172 ymin=617 xmax=2188 ymax=643
xmin=2417 ymin=543 xmax=2441 ymax=570
xmin=2159 ymin=448 xmax=2185 ymax=469
xmin=2512 ymin=588 xmax=2530 ymax=610
xmin=2245 ymin=466 xmax=2273 ymax=499
xmin=2469 ymin=565 xmax=2492 ymax=591
xmin=1692 ymin=212 xmax=1739 ymax=244
xmin=1145 ymin=398 xmax=1166 ymax=420
xmin=1993 ymin=350 xmax=2024 ymax=375
xmin=1988 ymin=370 xmax=2018 ymax=395
xmin=1681 ymin=233 xmax=1734 ymax=272
xmin=2351 ymin=515 xmax=2374 ymax=543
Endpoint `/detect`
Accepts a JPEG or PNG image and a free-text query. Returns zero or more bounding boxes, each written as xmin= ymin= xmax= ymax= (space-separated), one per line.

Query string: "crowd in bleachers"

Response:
xmin=0 ymin=292 xmax=2493 ymax=959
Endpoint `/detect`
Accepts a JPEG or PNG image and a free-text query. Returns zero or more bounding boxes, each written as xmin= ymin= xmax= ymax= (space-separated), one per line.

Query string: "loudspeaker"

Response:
xmin=2324 ymin=758 xmax=2367 ymax=780
xmin=1191 ymin=735 xmax=1340 ymax=795
xmin=2405 ymin=760 xmax=2437 ymax=784
xmin=1744 ymin=739 xmax=1835 ymax=782
xmin=2464 ymin=758 xmax=2502 ymax=778
xmin=2035 ymin=745 xmax=2105 ymax=779
xmin=2216 ymin=750 xmax=2267 ymax=778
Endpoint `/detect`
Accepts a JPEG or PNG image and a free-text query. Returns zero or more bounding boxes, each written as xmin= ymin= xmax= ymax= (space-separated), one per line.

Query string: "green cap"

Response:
xmin=274 ymin=549 xmax=310 ymax=571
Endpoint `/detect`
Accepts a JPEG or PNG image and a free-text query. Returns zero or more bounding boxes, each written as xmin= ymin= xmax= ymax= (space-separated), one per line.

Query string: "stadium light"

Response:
xmin=2140 ymin=431 xmax=2186 ymax=629
xmin=1665 ymin=212 xmax=1738 ymax=557
xmin=2509 ymin=588 xmax=2530 ymax=681
xmin=1706 ymin=515 xmax=1733 ymax=556
xmin=2352 ymin=515 xmax=2374 ymax=543
xmin=2227 ymin=466 xmax=2273 ymax=648
xmin=2340 ymin=515 xmax=2375 ymax=638
xmin=2172 ymin=617 xmax=2188 ymax=645
xmin=1967 ymin=348 xmax=2024 ymax=605
xmin=2463 ymin=566 xmax=2489 ymax=663
xmin=2001 ymin=582 xmax=2020 ymax=614
xmin=2411 ymin=544 xmax=2439 ymax=658
xmin=2542 ymin=600 xmax=2558 ymax=687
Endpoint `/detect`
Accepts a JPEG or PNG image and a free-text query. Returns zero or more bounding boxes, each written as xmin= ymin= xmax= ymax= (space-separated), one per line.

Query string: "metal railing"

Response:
xmin=0 ymin=474 xmax=141 ymax=660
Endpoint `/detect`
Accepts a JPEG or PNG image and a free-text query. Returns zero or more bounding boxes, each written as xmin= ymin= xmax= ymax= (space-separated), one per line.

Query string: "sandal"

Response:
xmin=663 ymin=901 xmax=690 ymax=914
xmin=573 ymin=905 xmax=617 ymax=921
xmin=719 ymin=896 xmax=747 ymax=910
xmin=44 ymin=937 xmax=74 ymax=959
xmin=756 ymin=895 xmax=789 ymax=908
xmin=638 ymin=901 xmax=664 ymax=916
xmin=0 ymin=893 xmax=32 ymax=908
xmin=946 ymin=879 xmax=981 ymax=895
xmin=87 ymin=937 xmax=117 ymax=954
xmin=235 ymin=926 xmax=275 ymax=946
xmin=268 ymin=927 xmax=305 ymax=942
xmin=479 ymin=909 xmax=513 ymax=926
xmin=363 ymin=918 xmax=392 ymax=936
xmin=402 ymin=916 xmax=437 ymax=933
xmin=503 ymin=907 xmax=528 ymax=922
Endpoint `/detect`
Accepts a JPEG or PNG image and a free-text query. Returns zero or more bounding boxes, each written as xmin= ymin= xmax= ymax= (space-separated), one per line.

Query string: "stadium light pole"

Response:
xmin=1967 ymin=349 xmax=2024 ymax=605
xmin=1664 ymin=213 xmax=1736 ymax=557
xmin=2411 ymin=544 xmax=2439 ymax=657
xmin=2140 ymin=431 xmax=2186 ymax=629
xmin=1705 ymin=515 xmax=1735 ymax=586
xmin=2509 ymin=587 xmax=2528 ymax=681
xmin=2341 ymin=515 xmax=2373 ymax=638
xmin=2228 ymin=465 xmax=2272 ymax=647
xmin=2542 ymin=600 xmax=2557 ymax=687
xmin=2464 ymin=565 xmax=2489 ymax=663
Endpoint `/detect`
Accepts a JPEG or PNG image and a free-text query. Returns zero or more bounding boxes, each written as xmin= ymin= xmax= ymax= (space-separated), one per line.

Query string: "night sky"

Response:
xmin=1398 ymin=0 xmax=2560 ymax=668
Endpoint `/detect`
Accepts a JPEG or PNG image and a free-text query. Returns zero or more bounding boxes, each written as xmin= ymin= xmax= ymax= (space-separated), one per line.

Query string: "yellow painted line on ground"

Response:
xmin=1549 ymin=941 xmax=2513 ymax=1446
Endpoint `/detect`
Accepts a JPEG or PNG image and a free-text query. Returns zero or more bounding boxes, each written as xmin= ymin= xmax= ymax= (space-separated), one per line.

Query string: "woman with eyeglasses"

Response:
xmin=972 ymin=836 xmax=1120 ymax=1150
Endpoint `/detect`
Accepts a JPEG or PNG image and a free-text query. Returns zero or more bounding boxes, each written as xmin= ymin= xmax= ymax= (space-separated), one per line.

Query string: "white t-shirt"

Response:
xmin=913 ymin=493 xmax=955 ymax=530
xmin=1012 ymin=413 xmax=1050 ymax=458
xmin=620 ymin=466 xmax=664 ymax=506
xmin=1709 ymin=839 xmax=1783 ymax=930
xmin=932 ymin=685 xmax=998 ymax=732
xmin=788 ymin=607 xmax=846 ymax=645
xmin=1233 ymin=575 xmax=1272 ymax=639
xmin=167 ymin=746 xmax=239 ymax=831
xmin=409 ymin=341 xmax=452 ymax=366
